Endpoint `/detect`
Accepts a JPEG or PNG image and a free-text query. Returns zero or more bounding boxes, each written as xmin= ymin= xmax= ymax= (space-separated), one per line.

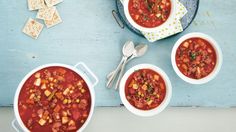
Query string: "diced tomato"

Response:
xmin=72 ymin=110 xmax=81 ymax=120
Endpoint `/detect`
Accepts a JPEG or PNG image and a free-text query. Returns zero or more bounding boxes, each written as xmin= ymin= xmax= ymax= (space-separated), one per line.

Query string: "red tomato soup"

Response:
xmin=125 ymin=69 xmax=166 ymax=110
xmin=128 ymin=0 xmax=171 ymax=28
xmin=175 ymin=38 xmax=217 ymax=79
xmin=18 ymin=66 xmax=91 ymax=132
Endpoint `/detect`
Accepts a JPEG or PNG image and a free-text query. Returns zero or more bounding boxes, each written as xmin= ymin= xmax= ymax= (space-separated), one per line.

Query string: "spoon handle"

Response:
xmin=106 ymin=57 xmax=125 ymax=88
xmin=106 ymin=55 xmax=134 ymax=80
xmin=115 ymin=58 xmax=127 ymax=90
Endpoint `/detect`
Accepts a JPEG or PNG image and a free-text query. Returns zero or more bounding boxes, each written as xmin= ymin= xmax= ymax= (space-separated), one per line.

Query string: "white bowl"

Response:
xmin=171 ymin=32 xmax=223 ymax=84
xmin=119 ymin=64 xmax=172 ymax=117
xmin=13 ymin=62 xmax=98 ymax=132
xmin=123 ymin=0 xmax=176 ymax=33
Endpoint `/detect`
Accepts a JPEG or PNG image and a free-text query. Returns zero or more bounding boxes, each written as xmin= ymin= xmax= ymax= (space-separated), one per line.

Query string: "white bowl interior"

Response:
xmin=123 ymin=0 xmax=176 ymax=32
xmin=171 ymin=32 xmax=223 ymax=84
xmin=13 ymin=63 xmax=95 ymax=132
xmin=119 ymin=64 xmax=172 ymax=117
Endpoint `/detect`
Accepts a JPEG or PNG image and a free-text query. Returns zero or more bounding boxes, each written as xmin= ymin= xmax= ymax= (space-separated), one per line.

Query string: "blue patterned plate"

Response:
xmin=114 ymin=0 xmax=200 ymax=38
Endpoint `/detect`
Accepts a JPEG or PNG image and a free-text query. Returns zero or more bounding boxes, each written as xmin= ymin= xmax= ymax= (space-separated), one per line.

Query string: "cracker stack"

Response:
xmin=22 ymin=0 xmax=63 ymax=39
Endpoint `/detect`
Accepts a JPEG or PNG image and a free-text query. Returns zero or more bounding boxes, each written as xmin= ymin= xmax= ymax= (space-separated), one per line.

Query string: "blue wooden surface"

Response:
xmin=0 ymin=0 xmax=236 ymax=107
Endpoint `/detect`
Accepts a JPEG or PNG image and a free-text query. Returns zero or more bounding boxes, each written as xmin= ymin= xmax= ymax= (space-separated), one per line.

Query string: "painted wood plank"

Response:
xmin=0 ymin=0 xmax=235 ymax=107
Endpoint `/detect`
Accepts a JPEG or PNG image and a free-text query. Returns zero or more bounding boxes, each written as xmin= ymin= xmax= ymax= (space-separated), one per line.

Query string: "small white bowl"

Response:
xmin=119 ymin=64 xmax=172 ymax=117
xmin=171 ymin=32 xmax=223 ymax=84
xmin=123 ymin=0 xmax=176 ymax=33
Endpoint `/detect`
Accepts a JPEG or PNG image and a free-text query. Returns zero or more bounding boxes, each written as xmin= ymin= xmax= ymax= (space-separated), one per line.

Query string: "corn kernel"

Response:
xmin=138 ymin=91 xmax=141 ymax=95
xmin=63 ymin=99 xmax=68 ymax=104
xmin=76 ymin=99 xmax=80 ymax=103
xmin=81 ymin=89 xmax=85 ymax=93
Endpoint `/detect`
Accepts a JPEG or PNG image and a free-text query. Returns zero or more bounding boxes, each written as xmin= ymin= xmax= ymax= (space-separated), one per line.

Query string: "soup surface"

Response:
xmin=128 ymin=0 xmax=171 ymax=28
xmin=18 ymin=66 xmax=91 ymax=132
xmin=175 ymin=37 xmax=217 ymax=79
xmin=125 ymin=69 xmax=166 ymax=110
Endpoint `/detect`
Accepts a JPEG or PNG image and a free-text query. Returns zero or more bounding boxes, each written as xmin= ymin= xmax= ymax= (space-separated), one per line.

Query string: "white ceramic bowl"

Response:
xmin=171 ymin=32 xmax=223 ymax=84
xmin=119 ymin=64 xmax=172 ymax=117
xmin=13 ymin=62 xmax=98 ymax=132
xmin=123 ymin=0 xmax=176 ymax=32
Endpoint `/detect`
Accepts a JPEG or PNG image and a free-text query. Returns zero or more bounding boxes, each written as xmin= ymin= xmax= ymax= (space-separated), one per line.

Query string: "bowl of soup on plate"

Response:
xmin=13 ymin=63 xmax=98 ymax=132
xmin=119 ymin=64 xmax=172 ymax=117
xmin=171 ymin=32 xmax=223 ymax=84
xmin=123 ymin=0 xmax=176 ymax=32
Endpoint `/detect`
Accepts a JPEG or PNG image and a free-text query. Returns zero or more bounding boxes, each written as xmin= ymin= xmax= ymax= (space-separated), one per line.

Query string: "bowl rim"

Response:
xmin=171 ymin=32 xmax=223 ymax=84
xmin=119 ymin=64 xmax=172 ymax=117
xmin=123 ymin=0 xmax=176 ymax=33
xmin=13 ymin=63 xmax=95 ymax=132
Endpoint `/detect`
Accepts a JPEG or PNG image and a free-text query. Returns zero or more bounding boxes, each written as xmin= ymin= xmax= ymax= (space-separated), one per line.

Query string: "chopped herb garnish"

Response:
xmin=143 ymin=15 xmax=149 ymax=21
xmin=190 ymin=52 xmax=196 ymax=60
xmin=145 ymin=0 xmax=152 ymax=12
xmin=158 ymin=5 xmax=162 ymax=11
xmin=147 ymin=85 xmax=153 ymax=93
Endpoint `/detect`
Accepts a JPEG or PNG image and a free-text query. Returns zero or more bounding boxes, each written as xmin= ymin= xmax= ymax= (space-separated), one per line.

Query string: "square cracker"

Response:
xmin=36 ymin=6 xmax=56 ymax=20
xmin=44 ymin=9 xmax=62 ymax=28
xmin=22 ymin=18 xmax=44 ymax=39
xmin=44 ymin=0 xmax=63 ymax=7
xmin=28 ymin=0 xmax=45 ymax=11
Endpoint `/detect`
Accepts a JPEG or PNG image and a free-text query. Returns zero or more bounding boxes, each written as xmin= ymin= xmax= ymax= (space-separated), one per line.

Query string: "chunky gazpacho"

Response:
xmin=125 ymin=69 xmax=166 ymax=110
xmin=128 ymin=0 xmax=171 ymax=28
xmin=175 ymin=37 xmax=217 ymax=79
xmin=18 ymin=66 xmax=91 ymax=132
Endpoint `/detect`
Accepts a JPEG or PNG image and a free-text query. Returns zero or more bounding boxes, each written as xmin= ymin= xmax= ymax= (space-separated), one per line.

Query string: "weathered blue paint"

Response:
xmin=0 ymin=0 xmax=235 ymax=107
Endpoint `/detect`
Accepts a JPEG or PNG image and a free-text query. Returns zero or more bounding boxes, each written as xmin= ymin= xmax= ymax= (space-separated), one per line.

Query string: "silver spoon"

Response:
xmin=107 ymin=44 xmax=148 ymax=80
xmin=106 ymin=41 xmax=135 ymax=88
xmin=114 ymin=44 xmax=148 ymax=90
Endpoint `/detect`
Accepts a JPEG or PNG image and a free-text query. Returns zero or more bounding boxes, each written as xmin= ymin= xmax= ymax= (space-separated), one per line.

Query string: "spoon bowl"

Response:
xmin=106 ymin=41 xmax=135 ymax=88
xmin=107 ymin=44 xmax=148 ymax=80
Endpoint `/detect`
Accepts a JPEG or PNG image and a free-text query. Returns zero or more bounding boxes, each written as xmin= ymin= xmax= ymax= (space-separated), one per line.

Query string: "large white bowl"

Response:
xmin=119 ymin=64 xmax=172 ymax=117
xmin=13 ymin=62 xmax=98 ymax=132
xmin=123 ymin=0 xmax=176 ymax=33
xmin=171 ymin=32 xmax=223 ymax=84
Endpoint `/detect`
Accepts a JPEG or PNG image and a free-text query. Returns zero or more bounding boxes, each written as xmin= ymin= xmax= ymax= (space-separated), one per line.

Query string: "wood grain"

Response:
xmin=0 ymin=0 xmax=235 ymax=107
